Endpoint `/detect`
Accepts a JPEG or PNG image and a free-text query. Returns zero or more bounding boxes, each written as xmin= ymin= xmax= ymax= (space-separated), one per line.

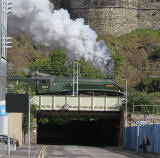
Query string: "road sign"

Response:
xmin=35 ymin=81 xmax=40 ymax=85
xmin=136 ymin=120 xmax=150 ymax=125
xmin=0 ymin=105 xmax=8 ymax=116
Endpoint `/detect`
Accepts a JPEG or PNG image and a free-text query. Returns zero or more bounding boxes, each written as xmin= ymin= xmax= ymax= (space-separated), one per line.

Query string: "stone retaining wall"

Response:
xmin=53 ymin=0 xmax=160 ymax=36
xmin=70 ymin=7 xmax=138 ymax=36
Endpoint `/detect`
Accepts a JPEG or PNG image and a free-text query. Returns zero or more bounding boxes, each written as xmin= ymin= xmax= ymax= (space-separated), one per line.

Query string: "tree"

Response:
xmin=29 ymin=49 xmax=67 ymax=76
xmin=78 ymin=58 xmax=105 ymax=78
xmin=127 ymin=90 xmax=160 ymax=114
xmin=29 ymin=49 xmax=106 ymax=78
xmin=29 ymin=55 xmax=51 ymax=74
xmin=49 ymin=49 xmax=67 ymax=76
xmin=137 ymin=77 xmax=160 ymax=93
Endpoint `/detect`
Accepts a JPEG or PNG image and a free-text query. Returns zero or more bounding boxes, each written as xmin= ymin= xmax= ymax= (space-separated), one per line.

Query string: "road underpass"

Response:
xmin=37 ymin=111 xmax=122 ymax=146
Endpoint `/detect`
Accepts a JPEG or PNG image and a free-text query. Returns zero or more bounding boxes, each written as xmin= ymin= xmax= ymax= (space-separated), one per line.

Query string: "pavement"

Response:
xmin=0 ymin=145 xmax=160 ymax=158
xmin=104 ymin=146 xmax=160 ymax=158
xmin=0 ymin=145 xmax=40 ymax=158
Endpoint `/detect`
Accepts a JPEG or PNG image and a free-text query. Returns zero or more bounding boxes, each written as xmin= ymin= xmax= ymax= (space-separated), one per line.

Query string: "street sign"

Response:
xmin=0 ymin=105 xmax=8 ymax=116
xmin=35 ymin=81 xmax=40 ymax=85
xmin=136 ymin=120 xmax=150 ymax=125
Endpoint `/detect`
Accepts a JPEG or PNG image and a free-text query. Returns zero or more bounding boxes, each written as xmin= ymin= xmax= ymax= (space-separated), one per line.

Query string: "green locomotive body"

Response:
xmin=7 ymin=77 xmax=123 ymax=96
xmin=50 ymin=78 xmax=123 ymax=96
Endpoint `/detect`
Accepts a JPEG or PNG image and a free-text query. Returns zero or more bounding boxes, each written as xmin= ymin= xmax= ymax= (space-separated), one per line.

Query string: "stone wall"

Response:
xmin=63 ymin=0 xmax=139 ymax=8
xmin=9 ymin=113 xmax=23 ymax=146
xmin=52 ymin=0 xmax=160 ymax=36
xmin=70 ymin=7 xmax=138 ymax=36
xmin=138 ymin=0 xmax=160 ymax=9
xmin=69 ymin=3 xmax=159 ymax=36
xmin=138 ymin=9 xmax=160 ymax=30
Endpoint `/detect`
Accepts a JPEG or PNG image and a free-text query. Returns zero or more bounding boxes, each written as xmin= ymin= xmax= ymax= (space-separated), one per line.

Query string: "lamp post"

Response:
xmin=119 ymin=78 xmax=128 ymax=147
xmin=119 ymin=78 xmax=128 ymax=126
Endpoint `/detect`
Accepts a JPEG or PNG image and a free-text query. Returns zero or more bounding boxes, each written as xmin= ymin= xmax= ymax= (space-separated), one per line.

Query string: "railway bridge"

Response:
xmin=31 ymin=94 xmax=123 ymax=119
xmin=7 ymin=77 xmax=125 ymax=145
xmin=30 ymin=95 xmax=124 ymax=146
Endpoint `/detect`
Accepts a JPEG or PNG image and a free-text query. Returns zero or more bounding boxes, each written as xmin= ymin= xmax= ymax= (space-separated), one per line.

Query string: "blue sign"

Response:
xmin=36 ymin=81 xmax=40 ymax=85
xmin=136 ymin=120 xmax=140 ymax=125
xmin=0 ymin=105 xmax=8 ymax=116
xmin=136 ymin=120 xmax=150 ymax=125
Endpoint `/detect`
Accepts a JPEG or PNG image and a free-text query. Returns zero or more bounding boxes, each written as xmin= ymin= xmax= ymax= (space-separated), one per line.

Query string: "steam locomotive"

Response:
xmin=7 ymin=76 xmax=123 ymax=96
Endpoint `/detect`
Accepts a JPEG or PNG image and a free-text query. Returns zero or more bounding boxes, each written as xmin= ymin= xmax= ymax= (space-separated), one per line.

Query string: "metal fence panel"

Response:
xmin=123 ymin=124 xmax=160 ymax=154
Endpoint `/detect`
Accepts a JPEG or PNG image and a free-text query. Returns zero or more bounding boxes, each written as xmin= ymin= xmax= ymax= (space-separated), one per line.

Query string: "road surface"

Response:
xmin=38 ymin=145 xmax=142 ymax=158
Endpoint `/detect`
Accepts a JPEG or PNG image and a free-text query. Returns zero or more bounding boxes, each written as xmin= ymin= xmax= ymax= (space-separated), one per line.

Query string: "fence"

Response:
xmin=123 ymin=124 xmax=160 ymax=154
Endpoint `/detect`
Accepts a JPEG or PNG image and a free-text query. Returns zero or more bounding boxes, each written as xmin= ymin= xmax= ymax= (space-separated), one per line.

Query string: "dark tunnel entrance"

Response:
xmin=37 ymin=113 xmax=121 ymax=146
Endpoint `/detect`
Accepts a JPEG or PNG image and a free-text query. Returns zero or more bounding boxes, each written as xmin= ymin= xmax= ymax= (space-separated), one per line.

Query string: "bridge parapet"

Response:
xmin=31 ymin=95 xmax=123 ymax=112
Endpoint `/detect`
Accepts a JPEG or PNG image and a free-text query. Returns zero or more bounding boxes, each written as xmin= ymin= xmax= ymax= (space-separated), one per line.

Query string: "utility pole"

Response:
xmin=72 ymin=61 xmax=79 ymax=96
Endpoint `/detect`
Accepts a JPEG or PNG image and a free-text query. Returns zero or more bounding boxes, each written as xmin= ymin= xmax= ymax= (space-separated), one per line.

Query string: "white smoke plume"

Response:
xmin=8 ymin=0 xmax=114 ymax=74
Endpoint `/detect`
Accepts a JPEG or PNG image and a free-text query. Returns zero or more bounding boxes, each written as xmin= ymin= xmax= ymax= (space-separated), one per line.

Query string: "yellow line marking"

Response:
xmin=38 ymin=146 xmax=47 ymax=158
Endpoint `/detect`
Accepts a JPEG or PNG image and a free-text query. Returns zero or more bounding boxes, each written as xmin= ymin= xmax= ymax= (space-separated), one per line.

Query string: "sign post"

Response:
xmin=28 ymin=96 xmax=31 ymax=157
xmin=136 ymin=120 xmax=150 ymax=151
xmin=137 ymin=125 xmax=139 ymax=151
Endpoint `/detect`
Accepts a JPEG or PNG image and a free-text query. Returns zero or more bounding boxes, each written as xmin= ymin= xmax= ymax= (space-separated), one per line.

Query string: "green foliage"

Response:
xmin=137 ymin=77 xmax=160 ymax=93
xmin=29 ymin=55 xmax=51 ymax=74
xmin=127 ymin=90 xmax=160 ymax=114
xmin=78 ymin=58 xmax=105 ymax=78
xmin=149 ymin=46 xmax=160 ymax=61
xmin=53 ymin=118 xmax=71 ymax=125
xmin=23 ymin=106 xmax=35 ymax=135
xmin=29 ymin=49 xmax=105 ymax=78
xmin=128 ymin=91 xmax=157 ymax=106
xmin=38 ymin=118 xmax=49 ymax=124
xmin=111 ymin=51 xmax=124 ymax=78
xmin=49 ymin=49 xmax=67 ymax=75
xmin=14 ymin=82 xmax=34 ymax=95
xmin=29 ymin=49 xmax=67 ymax=76
xmin=15 ymin=70 xmax=27 ymax=77
xmin=99 ymin=29 xmax=160 ymax=89
xmin=38 ymin=118 xmax=71 ymax=125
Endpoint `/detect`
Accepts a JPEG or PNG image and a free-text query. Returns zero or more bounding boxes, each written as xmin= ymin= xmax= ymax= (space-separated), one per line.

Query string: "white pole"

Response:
xmin=137 ymin=125 xmax=139 ymax=151
xmin=7 ymin=114 xmax=10 ymax=155
xmin=76 ymin=63 xmax=78 ymax=95
xmin=73 ymin=62 xmax=75 ymax=96
xmin=124 ymin=78 xmax=128 ymax=147
xmin=28 ymin=96 xmax=30 ymax=157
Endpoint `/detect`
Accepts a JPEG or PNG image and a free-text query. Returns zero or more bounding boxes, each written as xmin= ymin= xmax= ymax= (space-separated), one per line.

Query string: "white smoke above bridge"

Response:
xmin=8 ymin=0 xmax=114 ymax=74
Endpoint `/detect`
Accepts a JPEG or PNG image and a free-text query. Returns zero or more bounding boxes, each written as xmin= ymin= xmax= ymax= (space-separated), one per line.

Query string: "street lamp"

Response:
xmin=119 ymin=78 xmax=128 ymax=147
xmin=119 ymin=78 xmax=128 ymax=126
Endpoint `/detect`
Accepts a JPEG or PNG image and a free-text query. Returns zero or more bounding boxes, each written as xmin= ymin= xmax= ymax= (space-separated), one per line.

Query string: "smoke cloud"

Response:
xmin=8 ymin=0 xmax=113 ymax=74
